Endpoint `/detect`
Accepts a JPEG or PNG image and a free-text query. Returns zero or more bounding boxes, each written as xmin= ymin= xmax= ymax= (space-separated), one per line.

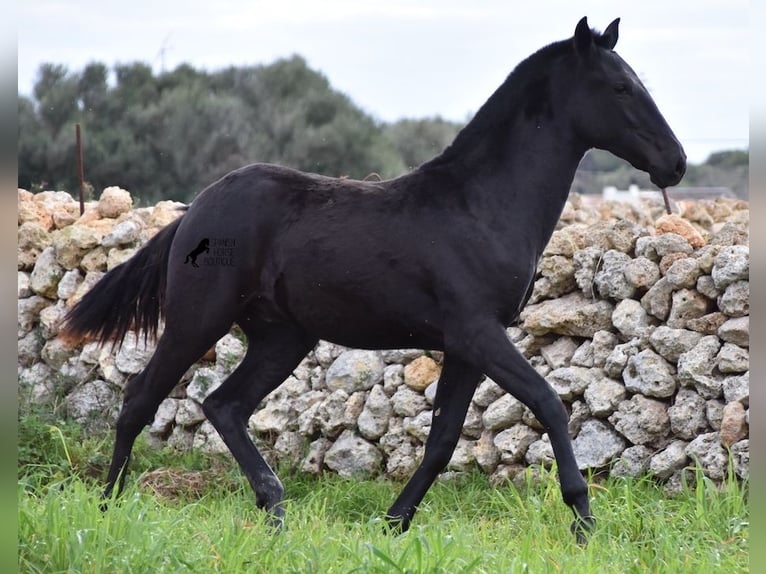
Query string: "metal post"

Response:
xmin=76 ymin=123 xmax=85 ymax=215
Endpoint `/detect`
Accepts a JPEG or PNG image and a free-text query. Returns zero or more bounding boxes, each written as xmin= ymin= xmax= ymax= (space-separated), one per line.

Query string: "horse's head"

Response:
xmin=565 ymin=17 xmax=686 ymax=188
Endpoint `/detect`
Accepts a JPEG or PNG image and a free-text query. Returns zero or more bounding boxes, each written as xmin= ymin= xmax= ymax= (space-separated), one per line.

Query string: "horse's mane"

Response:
xmin=429 ymin=27 xmax=609 ymax=168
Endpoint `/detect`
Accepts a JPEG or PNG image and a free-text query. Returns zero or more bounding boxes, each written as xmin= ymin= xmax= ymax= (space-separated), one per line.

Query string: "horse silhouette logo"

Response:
xmin=184 ymin=238 xmax=209 ymax=267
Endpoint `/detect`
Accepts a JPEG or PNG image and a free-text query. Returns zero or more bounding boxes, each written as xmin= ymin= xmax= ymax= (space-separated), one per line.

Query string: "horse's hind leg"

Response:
xmin=386 ymin=355 xmax=483 ymax=532
xmin=103 ymin=322 xmax=232 ymax=501
xmin=201 ymin=321 xmax=316 ymax=525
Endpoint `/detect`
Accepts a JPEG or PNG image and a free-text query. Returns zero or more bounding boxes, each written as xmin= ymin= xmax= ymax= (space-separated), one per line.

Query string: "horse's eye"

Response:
xmin=613 ymin=83 xmax=630 ymax=96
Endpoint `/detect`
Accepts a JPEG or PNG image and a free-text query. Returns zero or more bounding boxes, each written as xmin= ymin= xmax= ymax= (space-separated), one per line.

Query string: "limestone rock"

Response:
xmin=664 ymin=257 xmax=702 ymax=289
xmin=473 ymin=430 xmax=500 ymax=473
xmin=149 ymin=398 xmax=180 ymax=435
xmin=482 ymin=393 xmax=524 ymax=430
xmin=473 ymin=378 xmax=505 ymax=408
xmin=594 ymin=250 xmax=636 ymax=300
xmin=97 ymin=186 xmax=133 ymax=218
xmin=685 ymin=432 xmax=728 ymax=481
xmin=623 ymin=349 xmax=677 ymax=398
xmin=521 ymin=292 xmax=614 ymax=337
xmin=17 ymin=222 xmax=52 ymax=270
xmin=52 ymin=225 xmax=104 ymax=270
xmin=358 ymin=385 xmax=392 ymax=440
xmin=18 ymin=295 xmax=50 ymax=336
xmin=723 ymin=372 xmax=749 ymax=406
xmin=611 ymin=445 xmax=653 ymax=478
xmin=720 ymin=401 xmax=747 ymax=447
xmin=185 ymin=367 xmax=223 ymax=403
xmin=383 ymin=364 xmax=404 ymax=395
xmin=404 ymin=355 xmax=441 ymax=391
xmin=612 ymin=298 xmax=658 ymax=339
xmin=583 ymin=377 xmax=626 ymax=417
xmin=29 ymin=247 xmax=63 ymax=299
xmin=603 ymin=340 xmax=641 ymax=379
xmin=326 ymin=350 xmax=385 ymax=393
xmin=711 ymin=245 xmax=749 ymax=289
xmin=685 ymin=312 xmax=728 ymax=335
xmin=572 ymin=419 xmax=626 ymax=470
xmin=717 ymin=343 xmax=749 ymax=374
xmin=540 ymin=336 xmax=578 ymax=369
xmin=649 ymin=326 xmax=702 ymax=363
xmin=391 ymin=386 xmax=428 ymax=417
xmin=65 ymin=380 xmax=119 ymax=433
xmin=677 ymin=336 xmax=723 ymax=399
xmin=545 ymin=366 xmax=600 ymax=400
xmin=114 ymin=332 xmax=156 ymax=375
xmin=667 ymin=289 xmax=711 ymax=329
xmin=649 ymin=440 xmax=689 ymax=479
xmin=324 ymin=430 xmax=382 ymax=478
xmin=635 ymin=233 xmax=692 ymax=261
xmin=730 ymin=439 xmax=749 ymax=480
xmin=250 ymin=400 xmax=293 ymax=433
xmin=215 ymin=334 xmax=246 ymax=373
xmin=654 ymin=214 xmax=706 ymax=248
xmin=609 ymin=395 xmax=670 ymax=447
xmin=717 ymin=281 xmax=749 ymax=318
xmin=300 ymin=438 xmax=333 ymax=475
xmin=525 ymin=433 xmax=555 ymax=467
xmin=494 ymin=423 xmax=540 ymax=464
xmin=718 ymin=316 xmax=749 ymax=347
xmin=316 ymin=389 xmax=350 ymax=438
xmin=623 ymin=256 xmax=661 ymax=289
xmin=640 ymin=277 xmax=674 ymax=321
xmin=102 ymin=219 xmax=142 ymax=247
xmin=667 ymin=388 xmax=709 ymax=440
xmin=192 ymin=420 xmax=229 ymax=454
xmin=447 ymin=437 xmax=476 ymax=471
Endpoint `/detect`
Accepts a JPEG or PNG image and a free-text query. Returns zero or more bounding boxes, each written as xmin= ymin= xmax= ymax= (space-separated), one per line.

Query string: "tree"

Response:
xmin=384 ymin=118 xmax=462 ymax=170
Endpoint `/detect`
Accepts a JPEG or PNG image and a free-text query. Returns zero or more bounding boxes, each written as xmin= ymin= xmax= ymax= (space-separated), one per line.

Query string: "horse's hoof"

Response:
xmin=383 ymin=514 xmax=410 ymax=536
xmin=265 ymin=512 xmax=284 ymax=532
xmin=570 ymin=515 xmax=596 ymax=545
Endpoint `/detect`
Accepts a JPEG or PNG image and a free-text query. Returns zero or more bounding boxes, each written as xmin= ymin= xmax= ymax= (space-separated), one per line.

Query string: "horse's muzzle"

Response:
xmin=649 ymin=150 xmax=686 ymax=189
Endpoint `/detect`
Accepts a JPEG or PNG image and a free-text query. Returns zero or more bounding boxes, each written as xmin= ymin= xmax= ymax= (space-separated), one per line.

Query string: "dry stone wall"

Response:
xmin=18 ymin=188 xmax=750 ymax=492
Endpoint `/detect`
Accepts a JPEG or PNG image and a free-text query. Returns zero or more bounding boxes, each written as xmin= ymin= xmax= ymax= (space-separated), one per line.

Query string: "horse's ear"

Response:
xmin=574 ymin=16 xmax=593 ymax=57
xmin=597 ymin=18 xmax=620 ymax=50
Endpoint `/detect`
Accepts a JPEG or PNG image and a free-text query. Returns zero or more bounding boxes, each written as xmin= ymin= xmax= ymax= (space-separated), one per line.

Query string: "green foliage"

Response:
xmin=706 ymin=150 xmax=748 ymax=168
xmin=384 ymin=117 xmax=462 ymax=170
xmin=18 ymin=465 xmax=748 ymax=573
xmin=18 ymin=421 xmax=748 ymax=573
xmin=18 ymin=57 xmax=411 ymax=203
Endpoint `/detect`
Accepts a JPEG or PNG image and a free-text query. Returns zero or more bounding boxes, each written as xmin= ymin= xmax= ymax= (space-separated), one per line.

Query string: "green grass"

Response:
xmin=18 ymin=415 xmax=749 ymax=573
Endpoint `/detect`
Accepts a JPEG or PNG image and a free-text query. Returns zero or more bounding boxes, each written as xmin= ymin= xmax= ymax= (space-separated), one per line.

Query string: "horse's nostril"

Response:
xmin=674 ymin=157 xmax=686 ymax=177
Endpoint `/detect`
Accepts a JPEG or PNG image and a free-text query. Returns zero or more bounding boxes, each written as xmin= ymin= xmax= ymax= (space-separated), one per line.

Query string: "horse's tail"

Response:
xmin=60 ymin=215 xmax=185 ymax=348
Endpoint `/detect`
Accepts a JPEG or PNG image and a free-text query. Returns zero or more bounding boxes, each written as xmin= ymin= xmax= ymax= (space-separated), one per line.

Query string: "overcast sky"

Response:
xmin=18 ymin=0 xmax=748 ymax=164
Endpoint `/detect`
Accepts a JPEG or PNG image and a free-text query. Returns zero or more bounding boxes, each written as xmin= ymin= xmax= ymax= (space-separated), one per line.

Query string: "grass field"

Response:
xmin=18 ymin=415 xmax=749 ymax=573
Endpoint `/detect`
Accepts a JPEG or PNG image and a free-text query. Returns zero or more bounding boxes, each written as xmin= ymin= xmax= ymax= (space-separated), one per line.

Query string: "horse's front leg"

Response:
xmin=386 ymin=355 xmax=483 ymax=532
xmin=447 ymin=318 xmax=594 ymax=543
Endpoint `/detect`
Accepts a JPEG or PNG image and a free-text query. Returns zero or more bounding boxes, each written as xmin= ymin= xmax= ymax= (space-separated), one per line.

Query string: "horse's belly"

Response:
xmin=279 ymin=279 xmax=443 ymax=350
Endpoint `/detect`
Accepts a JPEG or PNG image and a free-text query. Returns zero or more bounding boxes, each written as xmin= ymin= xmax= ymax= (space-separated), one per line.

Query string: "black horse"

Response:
xmin=62 ymin=17 xmax=685 ymax=542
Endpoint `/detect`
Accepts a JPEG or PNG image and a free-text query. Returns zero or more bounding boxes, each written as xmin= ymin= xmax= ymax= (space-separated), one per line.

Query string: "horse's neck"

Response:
xmin=437 ymin=115 xmax=586 ymax=246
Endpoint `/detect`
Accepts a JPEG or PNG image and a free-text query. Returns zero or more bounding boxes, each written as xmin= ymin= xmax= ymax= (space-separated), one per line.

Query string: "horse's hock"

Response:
xmin=18 ymin=187 xmax=750 ymax=490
